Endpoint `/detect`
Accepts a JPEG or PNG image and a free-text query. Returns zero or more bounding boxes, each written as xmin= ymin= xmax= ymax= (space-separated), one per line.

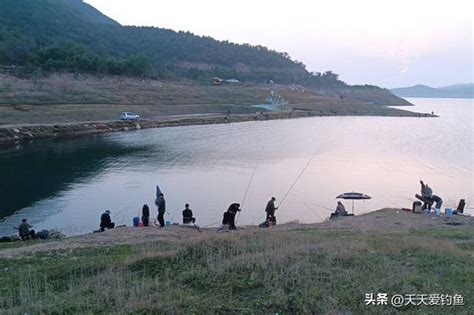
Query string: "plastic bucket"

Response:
xmin=165 ymin=221 xmax=171 ymax=226
xmin=435 ymin=208 xmax=441 ymax=216
xmin=423 ymin=209 xmax=430 ymax=218
xmin=133 ymin=216 xmax=140 ymax=227
xmin=446 ymin=208 xmax=453 ymax=218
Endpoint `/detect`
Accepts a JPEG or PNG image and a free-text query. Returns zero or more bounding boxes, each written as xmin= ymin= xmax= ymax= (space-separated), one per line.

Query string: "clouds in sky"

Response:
xmin=85 ymin=0 xmax=472 ymax=87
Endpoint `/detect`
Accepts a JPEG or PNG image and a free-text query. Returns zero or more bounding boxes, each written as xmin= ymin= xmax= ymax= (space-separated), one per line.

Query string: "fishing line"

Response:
xmin=303 ymin=203 xmax=326 ymax=221
xmin=112 ymin=209 xmax=126 ymax=224
xmin=380 ymin=195 xmax=402 ymax=209
xmin=305 ymin=201 xmax=333 ymax=212
xmin=390 ymin=195 xmax=415 ymax=201
xmin=120 ymin=207 xmax=128 ymax=225
xmin=236 ymin=144 xmax=265 ymax=224
xmin=466 ymin=196 xmax=472 ymax=208
xmin=278 ymin=147 xmax=319 ymax=209
xmin=202 ymin=220 xmax=222 ymax=228
xmin=241 ymin=145 xmax=264 ymax=209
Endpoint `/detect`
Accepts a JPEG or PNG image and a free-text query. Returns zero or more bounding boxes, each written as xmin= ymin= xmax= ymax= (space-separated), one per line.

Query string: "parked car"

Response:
xmin=213 ymin=77 xmax=224 ymax=85
xmin=226 ymin=79 xmax=240 ymax=83
xmin=120 ymin=112 xmax=140 ymax=121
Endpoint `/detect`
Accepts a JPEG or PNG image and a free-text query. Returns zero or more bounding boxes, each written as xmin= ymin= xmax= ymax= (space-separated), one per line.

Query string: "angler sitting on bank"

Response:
xmin=330 ymin=201 xmax=348 ymax=219
xmin=16 ymin=218 xmax=35 ymax=241
xmin=222 ymin=203 xmax=241 ymax=230
xmin=100 ymin=210 xmax=115 ymax=231
xmin=182 ymin=203 xmax=196 ymax=224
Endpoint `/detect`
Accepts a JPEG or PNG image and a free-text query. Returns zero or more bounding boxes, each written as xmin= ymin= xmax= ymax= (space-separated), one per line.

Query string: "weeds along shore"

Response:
xmin=0 ymin=209 xmax=472 ymax=313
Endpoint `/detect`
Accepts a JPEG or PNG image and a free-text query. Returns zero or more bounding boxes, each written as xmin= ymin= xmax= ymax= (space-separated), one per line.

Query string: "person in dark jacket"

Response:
xmin=156 ymin=193 xmax=166 ymax=227
xmin=222 ymin=203 xmax=241 ymax=230
xmin=142 ymin=204 xmax=150 ymax=226
xmin=265 ymin=197 xmax=278 ymax=225
xmin=17 ymin=219 xmax=35 ymax=240
xmin=415 ymin=180 xmax=443 ymax=210
xmin=100 ymin=210 xmax=115 ymax=231
xmin=182 ymin=203 xmax=196 ymax=224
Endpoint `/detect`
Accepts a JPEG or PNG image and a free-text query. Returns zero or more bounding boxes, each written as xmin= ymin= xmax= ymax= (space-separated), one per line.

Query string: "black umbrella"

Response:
xmin=336 ymin=192 xmax=371 ymax=214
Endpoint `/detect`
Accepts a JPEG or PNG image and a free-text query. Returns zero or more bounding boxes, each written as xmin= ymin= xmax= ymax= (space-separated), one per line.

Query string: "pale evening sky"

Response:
xmin=84 ymin=0 xmax=473 ymax=88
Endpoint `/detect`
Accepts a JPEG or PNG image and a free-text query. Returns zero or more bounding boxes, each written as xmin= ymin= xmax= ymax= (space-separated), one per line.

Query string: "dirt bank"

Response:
xmin=1 ymin=208 xmax=471 ymax=258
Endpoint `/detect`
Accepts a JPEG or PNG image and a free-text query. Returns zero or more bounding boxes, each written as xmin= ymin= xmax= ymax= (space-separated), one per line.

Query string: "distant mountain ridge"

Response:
xmin=391 ymin=84 xmax=474 ymax=98
xmin=0 ymin=0 xmax=410 ymax=105
xmin=0 ymin=0 xmax=323 ymax=84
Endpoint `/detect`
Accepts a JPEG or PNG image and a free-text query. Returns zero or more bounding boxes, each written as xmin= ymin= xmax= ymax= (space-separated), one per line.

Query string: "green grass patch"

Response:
xmin=0 ymin=229 xmax=472 ymax=313
xmin=292 ymin=228 xmax=359 ymax=237
xmin=409 ymin=227 xmax=474 ymax=240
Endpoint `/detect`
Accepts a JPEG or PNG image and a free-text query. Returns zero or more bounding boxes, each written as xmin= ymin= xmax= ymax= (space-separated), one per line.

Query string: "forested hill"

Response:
xmin=0 ymin=0 xmax=413 ymax=106
xmin=0 ymin=0 xmax=341 ymax=85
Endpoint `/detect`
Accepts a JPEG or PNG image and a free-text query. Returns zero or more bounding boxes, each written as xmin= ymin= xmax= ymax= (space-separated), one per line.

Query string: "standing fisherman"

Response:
xmin=155 ymin=193 xmax=166 ymax=227
xmin=265 ymin=197 xmax=278 ymax=225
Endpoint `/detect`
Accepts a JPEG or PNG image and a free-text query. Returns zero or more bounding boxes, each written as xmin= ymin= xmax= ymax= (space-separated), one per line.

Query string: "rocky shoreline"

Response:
xmin=0 ymin=109 xmax=435 ymax=147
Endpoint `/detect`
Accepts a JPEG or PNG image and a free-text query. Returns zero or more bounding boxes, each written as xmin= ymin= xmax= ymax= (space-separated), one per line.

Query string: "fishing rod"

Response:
xmin=380 ymin=195 xmax=403 ymax=209
xmin=390 ymin=195 xmax=415 ymax=201
xmin=278 ymin=147 xmax=319 ymax=209
xmin=120 ymin=207 xmax=128 ymax=225
xmin=111 ymin=209 xmax=126 ymax=223
xmin=303 ymin=203 xmax=326 ymax=221
xmin=236 ymin=145 xmax=264 ymax=224
xmin=202 ymin=220 xmax=222 ymax=229
xmin=241 ymin=145 xmax=264 ymax=209
xmin=305 ymin=201 xmax=333 ymax=212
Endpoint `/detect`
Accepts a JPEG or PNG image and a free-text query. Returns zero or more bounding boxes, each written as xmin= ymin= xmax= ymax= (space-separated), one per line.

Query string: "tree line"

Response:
xmin=0 ymin=0 xmax=347 ymax=87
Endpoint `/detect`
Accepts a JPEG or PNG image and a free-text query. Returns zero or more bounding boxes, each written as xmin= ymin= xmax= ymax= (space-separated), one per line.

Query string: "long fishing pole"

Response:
xmin=303 ymin=203 xmax=326 ymax=221
xmin=390 ymin=195 xmax=415 ymax=201
xmin=278 ymin=147 xmax=319 ymax=209
xmin=202 ymin=220 xmax=222 ymax=229
xmin=236 ymin=145 xmax=264 ymax=224
xmin=241 ymin=146 xmax=264 ymax=209
xmin=121 ymin=207 xmax=128 ymax=225
xmin=305 ymin=201 xmax=333 ymax=212
xmin=380 ymin=195 xmax=403 ymax=209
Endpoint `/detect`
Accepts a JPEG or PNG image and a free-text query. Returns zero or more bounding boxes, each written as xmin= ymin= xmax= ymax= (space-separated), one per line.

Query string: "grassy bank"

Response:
xmin=1 ymin=224 xmax=472 ymax=314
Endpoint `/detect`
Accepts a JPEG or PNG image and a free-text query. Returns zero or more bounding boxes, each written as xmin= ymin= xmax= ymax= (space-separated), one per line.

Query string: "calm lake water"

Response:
xmin=1 ymin=98 xmax=473 ymax=236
